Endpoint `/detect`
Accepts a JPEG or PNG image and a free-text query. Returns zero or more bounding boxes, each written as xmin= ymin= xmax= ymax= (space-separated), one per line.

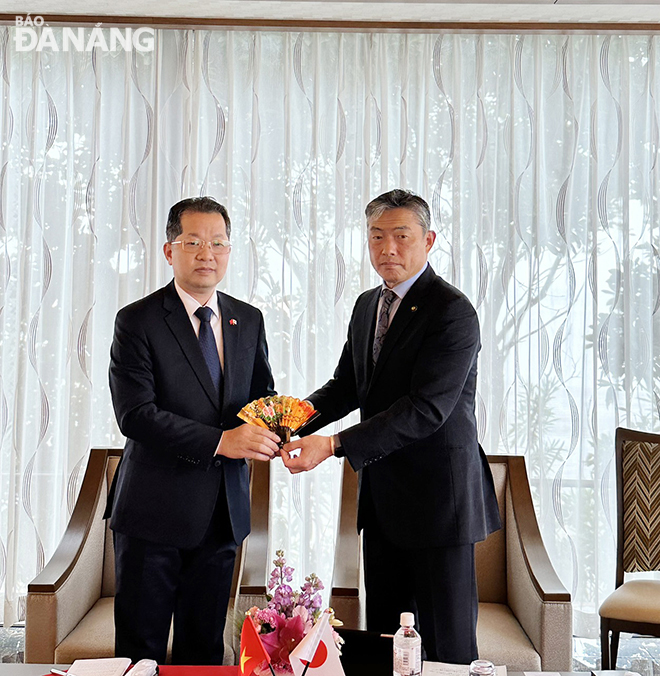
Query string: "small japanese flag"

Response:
xmin=290 ymin=610 xmax=345 ymax=676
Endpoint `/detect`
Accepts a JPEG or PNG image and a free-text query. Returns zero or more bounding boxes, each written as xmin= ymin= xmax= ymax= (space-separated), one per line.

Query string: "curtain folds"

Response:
xmin=1 ymin=28 xmax=659 ymax=638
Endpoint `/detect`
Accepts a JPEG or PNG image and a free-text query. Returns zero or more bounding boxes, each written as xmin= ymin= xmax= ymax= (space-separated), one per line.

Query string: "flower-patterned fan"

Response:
xmin=238 ymin=395 xmax=319 ymax=444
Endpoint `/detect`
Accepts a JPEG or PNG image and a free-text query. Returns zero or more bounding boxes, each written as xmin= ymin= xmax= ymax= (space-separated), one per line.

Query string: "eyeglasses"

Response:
xmin=171 ymin=238 xmax=232 ymax=255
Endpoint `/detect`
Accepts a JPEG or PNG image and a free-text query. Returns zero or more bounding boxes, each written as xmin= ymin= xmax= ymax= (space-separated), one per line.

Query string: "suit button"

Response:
xmin=214 ymin=459 xmax=222 ymax=467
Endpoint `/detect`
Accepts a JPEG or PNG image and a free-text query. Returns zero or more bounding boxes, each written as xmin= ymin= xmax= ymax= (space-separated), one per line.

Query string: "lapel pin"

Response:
xmin=229 ymin=318 xmax=238 ymax=325
xmin=411 ymin=306 xmax=418 ymax=312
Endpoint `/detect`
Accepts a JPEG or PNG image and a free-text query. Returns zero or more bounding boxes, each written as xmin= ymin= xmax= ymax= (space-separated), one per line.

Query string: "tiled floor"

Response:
xmin=0 ymin=626 xmax=658 ymax=671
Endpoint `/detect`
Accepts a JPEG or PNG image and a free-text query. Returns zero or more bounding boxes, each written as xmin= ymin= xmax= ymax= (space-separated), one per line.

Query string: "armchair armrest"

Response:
xmin=506 ymin=456 xmax=569 ymax=602
xmin=25 ymin=448 xmax=121 ymax=663
xmin=238 ymin=459 xmax=269 ymax=597
xmin=330 ymin=459 xmax=364 ymax=629
xmin=498 ymin=455 xmax=572 ymax=671
xmin=230 ymin=460 xmax=271 ymax=660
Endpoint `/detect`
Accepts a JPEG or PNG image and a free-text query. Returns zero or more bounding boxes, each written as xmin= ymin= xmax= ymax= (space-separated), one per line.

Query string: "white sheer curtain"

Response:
xmin=1 ymin=28 xmax=659 ymax=638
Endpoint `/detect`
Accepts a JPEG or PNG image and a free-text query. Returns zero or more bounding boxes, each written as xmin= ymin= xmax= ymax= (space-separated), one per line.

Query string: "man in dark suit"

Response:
xmin=282 ymin=189 xmax=501 ymax=664
xmin=107 ymin=196 xmax=280 ymax=665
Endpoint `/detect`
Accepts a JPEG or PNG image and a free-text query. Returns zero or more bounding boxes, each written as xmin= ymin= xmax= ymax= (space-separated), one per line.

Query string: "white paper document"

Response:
xmin=422 ymin=662 xmax=507 ymax=676
xmin=67 ymin=657 xmax=132 ymax=676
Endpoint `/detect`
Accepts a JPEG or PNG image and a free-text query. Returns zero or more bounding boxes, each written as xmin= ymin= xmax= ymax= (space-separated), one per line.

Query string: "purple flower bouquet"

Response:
xmin=246 ymin=550 xmax=343 ymax=674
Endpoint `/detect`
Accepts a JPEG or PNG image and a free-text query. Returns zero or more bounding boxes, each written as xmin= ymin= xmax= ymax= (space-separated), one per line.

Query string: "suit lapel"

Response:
xmin=369 ymin=265 xmax=435 ymax=388
xmin=355 ymin=288 xmax=380 ymax=387
xmin=217 ymin=291 xmax=238 ymax=413
xmin=163 ymin=281 xmax=221 ymax=411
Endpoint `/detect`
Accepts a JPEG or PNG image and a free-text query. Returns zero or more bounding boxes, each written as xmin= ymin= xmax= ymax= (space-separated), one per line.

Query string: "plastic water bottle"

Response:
xmin=393 ymin=612 xmax=422 ymax=676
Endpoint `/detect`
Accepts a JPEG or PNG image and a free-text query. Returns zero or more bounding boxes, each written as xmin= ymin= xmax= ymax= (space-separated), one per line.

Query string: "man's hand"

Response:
xmin=281 ymin=435 xmax=334 ymax=473
xmin=216 ymin=424 xmax=280 ymax=461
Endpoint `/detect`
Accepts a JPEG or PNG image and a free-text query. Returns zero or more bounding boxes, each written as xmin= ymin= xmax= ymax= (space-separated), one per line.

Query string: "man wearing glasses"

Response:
xmin=107 ymin=197 xmax=280 ymax=665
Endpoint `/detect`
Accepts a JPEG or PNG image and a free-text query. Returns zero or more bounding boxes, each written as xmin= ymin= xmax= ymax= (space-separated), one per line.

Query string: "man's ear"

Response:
xmin=163 ymin=242 xmax=173 ymax=265
xmin=425 ymin=230 xmax=436 ymax=252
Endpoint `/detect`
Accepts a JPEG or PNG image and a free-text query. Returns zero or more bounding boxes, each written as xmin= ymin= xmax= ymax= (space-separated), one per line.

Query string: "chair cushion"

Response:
xmin=599 ymin=579 xmax=660 ymax=622
xmin=477 ymin=602 xmax=541 ymax=671
xmin=54 ymin=597 xmax=116 ymax=663
xmin=54 ymin=596 xmax=236 ymax=665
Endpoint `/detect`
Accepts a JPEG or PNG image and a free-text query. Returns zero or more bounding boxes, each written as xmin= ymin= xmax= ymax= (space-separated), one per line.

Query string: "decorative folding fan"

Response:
xmin=238 ymin=395 xmax=319 ymax=444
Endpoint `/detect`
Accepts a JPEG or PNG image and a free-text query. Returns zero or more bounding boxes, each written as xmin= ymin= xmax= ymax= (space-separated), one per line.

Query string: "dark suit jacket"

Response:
xmin=106 ymin=280 xmax=275 ymax=549
xmin=303 ymin=265 xmax=500 ymax=549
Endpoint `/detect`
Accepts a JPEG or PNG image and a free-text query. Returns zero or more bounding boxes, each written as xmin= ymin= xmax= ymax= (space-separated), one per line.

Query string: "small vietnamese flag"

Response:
xmin=239 ymin=616 xmax=272 ymax=676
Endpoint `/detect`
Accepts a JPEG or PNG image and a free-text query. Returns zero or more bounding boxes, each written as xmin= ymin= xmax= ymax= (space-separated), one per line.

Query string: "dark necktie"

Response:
xmin=194 ymin=306 xmax=223 ymax=395
xmin=372 ymin=288 xmax=397 ymax=364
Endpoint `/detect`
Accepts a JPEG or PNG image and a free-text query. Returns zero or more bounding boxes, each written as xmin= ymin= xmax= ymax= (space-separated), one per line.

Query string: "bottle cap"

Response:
xmin=400 ymin=612 xmax=415 ymax=627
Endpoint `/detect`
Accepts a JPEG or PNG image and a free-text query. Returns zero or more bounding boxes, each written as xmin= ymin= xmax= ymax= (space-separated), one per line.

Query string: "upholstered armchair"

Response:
xmin=25 ymin=447 xmax=256 ymax=665
xmin=331 ymin=454 xmax=573 ymax=671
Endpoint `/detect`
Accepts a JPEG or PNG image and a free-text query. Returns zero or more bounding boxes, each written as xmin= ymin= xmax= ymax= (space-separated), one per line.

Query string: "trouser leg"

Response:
xmin=363 ymin=522 xmax=478 ymax=664
xmin=171 ymin=534 xmax=237 ymax=664
xmin=171 ymin=489 xmax=237 ymax=665
xmin=412 ymin=543 xmax=478 ymax=664
xmin=113 ymin=531 xmax=180 ymax=664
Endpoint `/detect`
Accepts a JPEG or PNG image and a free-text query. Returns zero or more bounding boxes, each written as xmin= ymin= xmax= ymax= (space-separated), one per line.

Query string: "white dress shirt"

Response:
xmin=174 ymin=280 xmax=225 ymax=371
xmin=376 ymin=261 xmax=428 ymax=330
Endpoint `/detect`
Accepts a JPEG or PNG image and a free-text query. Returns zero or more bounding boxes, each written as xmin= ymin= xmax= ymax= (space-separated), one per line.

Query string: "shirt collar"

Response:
xmin=382 ymin=262 xmax=428 ymax=299
xmin=174 ymin=280 xmax=220 ymax=320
